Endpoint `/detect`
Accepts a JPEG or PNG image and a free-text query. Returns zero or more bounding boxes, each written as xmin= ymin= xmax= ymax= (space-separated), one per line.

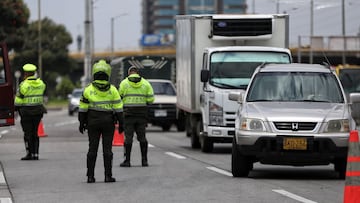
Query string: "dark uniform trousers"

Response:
xmin=20 ymin=114 xmax=42 ymax=156
xmin=124 ymin=116 xmax=148 ymax=145
xmin=86 ymin=122 xmax=115 ymax=177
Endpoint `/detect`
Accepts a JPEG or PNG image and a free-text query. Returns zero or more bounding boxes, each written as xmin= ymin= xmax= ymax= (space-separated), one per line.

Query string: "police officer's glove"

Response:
xmin=116 ymin=112 xmax=124 ymax=133
xmin=79 ymin=123 xmax=87 ymax=134
xmin=78 ymin=112 xmax=88 ymax=134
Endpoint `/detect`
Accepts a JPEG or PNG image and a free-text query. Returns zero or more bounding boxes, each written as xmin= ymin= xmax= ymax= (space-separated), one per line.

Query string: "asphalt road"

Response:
xmin=0 ymin=109 xmax=346 ymax=203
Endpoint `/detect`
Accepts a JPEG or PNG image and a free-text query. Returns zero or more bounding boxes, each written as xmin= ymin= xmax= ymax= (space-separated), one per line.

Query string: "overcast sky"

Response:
xmin=23 ymin=0 xmax=360 ymax=52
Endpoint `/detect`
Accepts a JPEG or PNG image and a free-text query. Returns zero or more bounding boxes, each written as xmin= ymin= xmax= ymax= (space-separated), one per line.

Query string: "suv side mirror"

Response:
xmin=201 ymin=69 xmax=209 ymax=82
xmin=350 ymin=93 xmax=360 ymax=125
xmin=229 ymin=92 xmax=244 ymax=104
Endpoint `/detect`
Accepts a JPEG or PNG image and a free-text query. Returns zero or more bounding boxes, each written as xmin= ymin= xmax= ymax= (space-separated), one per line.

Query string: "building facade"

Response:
xmin=141 ymin=0 xmax=247 ymax=46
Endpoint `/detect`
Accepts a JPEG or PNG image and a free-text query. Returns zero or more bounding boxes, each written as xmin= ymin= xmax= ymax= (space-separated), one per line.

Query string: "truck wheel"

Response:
xmin=200 ymin=136 xmax=213 ymax=153
xmin=334 ymin=158 xmax=347 ymax=179
xmin=191 ymin=119 xmax=200 ymax=148
xmin=198 ymin=121 xmax=213 ymax=152
xmin=232 ymin=138 xmax=251 ymax=177
xmin=191 ymin=133 xmax=201 ymax=148
xmin=185 ymin=116 xmax=191 ymax=137
xmin=177 ymin=110 xmax=186 ymax=132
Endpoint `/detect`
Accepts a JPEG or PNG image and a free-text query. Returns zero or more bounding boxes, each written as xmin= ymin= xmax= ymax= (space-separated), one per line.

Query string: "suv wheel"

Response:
xmin=232 ymin=138 xmax=252 ymax=177
xmin=334 ymin=158 xmax=347 ymax=179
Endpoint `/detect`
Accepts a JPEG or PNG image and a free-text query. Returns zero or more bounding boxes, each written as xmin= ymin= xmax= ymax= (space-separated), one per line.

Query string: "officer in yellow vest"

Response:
xmin=14 ymin=64 xmax=46 ymax=160
xmin=119 ymin=66 xmax=154 ymax=167
xmin=78 ymin=59 xmax=123 ymax=183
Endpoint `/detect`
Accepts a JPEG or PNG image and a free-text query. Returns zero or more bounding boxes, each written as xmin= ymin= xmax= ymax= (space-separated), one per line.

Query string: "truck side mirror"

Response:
xmin=350 ymin=93 xmax=360 ymax=125
xmin=201 ymin=69 xmax=209 ymax=82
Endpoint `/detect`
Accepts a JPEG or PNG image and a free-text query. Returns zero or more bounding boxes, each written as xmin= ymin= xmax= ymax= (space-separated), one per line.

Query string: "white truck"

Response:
xmin=176 ymin=14 xmax=292 ymax=152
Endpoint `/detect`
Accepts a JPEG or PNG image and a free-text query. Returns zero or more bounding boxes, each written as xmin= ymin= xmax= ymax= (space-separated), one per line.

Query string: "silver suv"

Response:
xmin=229 ymin=63 xmax=355 ymax=179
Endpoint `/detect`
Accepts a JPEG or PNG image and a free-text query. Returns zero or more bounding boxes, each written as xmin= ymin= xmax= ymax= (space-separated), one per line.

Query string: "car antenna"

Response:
xmin=321 ymin=50 xmax=332 ymax=69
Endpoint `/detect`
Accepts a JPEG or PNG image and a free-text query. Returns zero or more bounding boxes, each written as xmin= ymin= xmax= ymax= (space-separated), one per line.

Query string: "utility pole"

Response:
xmin=309 ymin=0 xmax=314 ymax=64
xmin=37 ymin=0 xmax=42 ymax=78
xmin=341 ymin=0 xmax=346 ymax=65
xmin=83 ymin=0 xmax=93 ymax=87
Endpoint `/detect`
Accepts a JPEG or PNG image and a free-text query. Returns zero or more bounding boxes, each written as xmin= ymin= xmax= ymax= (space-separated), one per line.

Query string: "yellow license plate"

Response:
xmin=283 ymin=137 xmax=307 ymax=150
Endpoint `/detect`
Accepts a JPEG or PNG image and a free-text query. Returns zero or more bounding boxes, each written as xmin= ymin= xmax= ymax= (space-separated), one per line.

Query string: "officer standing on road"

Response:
xmin=119 ymin=66 xmax=154 ymax=167
xmin=78 ymin=59 xmax=123 ymax=183
xmin=15 ymin=64 xmax=46 ymax=161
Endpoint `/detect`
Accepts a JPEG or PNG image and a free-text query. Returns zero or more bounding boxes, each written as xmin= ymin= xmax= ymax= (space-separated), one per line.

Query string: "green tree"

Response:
xmin=0 ymin=0 xmax=29 ymax=50
xmin=13 ymin=17 xmax=79 ymax=99
xmin=56 ymin=76 xmax=75 ymax=99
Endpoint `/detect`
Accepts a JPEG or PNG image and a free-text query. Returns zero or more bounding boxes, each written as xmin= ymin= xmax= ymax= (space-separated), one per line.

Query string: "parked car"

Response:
xmin=147 ymin=79 xmax=184 ymax=131
xmin=229 ymin=63 xmax=355 ymax=179
xmin=68 ymin=88 xmax=83 ymax=116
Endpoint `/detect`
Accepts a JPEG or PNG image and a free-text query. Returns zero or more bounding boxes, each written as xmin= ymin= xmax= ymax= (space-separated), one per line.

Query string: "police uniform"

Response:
xmin=118 ymin=66 xmax=154 ymax=167
xmin=14 ymin=64 xmax=46 ymax=160
xmin=78 ymin=60 xmax=123 ymax=183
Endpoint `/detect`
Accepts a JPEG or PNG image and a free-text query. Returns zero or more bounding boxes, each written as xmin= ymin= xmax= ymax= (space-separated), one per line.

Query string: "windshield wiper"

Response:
xmin=212 ymin=81 xmax=242 ymax=89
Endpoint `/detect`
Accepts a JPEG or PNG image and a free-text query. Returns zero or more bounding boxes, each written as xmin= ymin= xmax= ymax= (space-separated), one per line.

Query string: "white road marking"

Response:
xmin=165 ymin=152 xmax=186 ymax=159
xmin=206 ymin=166 xmax=233 ymax=177
xmin=0 ymin=130 xmax=9 ymax=135
xmin=0 ymin=172 xmax=5 ymax=184
xmin=0 ymin=198 xmax=12 ymax=203
xmin=273 ymin=189 xmax=317 ymax=203
xmin=148 ymin=143 xmax=155 ymax=148
xmin=53 ymin=120 xmax=78 ymax=127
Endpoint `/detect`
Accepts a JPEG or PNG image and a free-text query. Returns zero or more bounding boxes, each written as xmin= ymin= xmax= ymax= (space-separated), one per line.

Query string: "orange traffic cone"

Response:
xmin=112 ymin=124 xmax=124 ymax=146
xmin=38 ymin=120 xmax=48 ymax=137
xmin=343 ymin=130 xmax=360 ymax=203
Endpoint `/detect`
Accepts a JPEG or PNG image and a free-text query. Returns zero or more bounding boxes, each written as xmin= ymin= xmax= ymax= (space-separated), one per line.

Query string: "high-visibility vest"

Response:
xmin=79 ymin=83 xmax=122 ymax=113
xmin=118 ymin=74 xmax=154 ymax=107
xmin=14 ymin=76 xmax=46 ymax=107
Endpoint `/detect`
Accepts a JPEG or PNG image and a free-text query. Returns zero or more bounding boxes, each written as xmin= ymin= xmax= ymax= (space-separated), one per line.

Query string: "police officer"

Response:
xmin=15 ymin=64 xmax=46 ymax=160
xmin=119 ymin=66 xmax=154 ymax=167
xmin=78 ymin=60 xmax=123 ymax=183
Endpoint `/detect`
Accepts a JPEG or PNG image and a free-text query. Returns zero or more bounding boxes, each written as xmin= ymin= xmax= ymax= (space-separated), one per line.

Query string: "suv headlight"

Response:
xmin=240 ymin=118 xmax=266 ymax=132
xmin=325 ymin=119 xmax=349 ymax=132
xmin=209 ymin=101 xmax=224 ymax=126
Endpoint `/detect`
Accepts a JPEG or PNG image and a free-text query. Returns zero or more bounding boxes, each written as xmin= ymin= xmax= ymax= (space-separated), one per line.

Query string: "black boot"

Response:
xmin=120 ymin=144 xmax=132 ymax=167
xmin=21 ymin=153 xmax=33 ymax=160
xmin=140 ymin=142 xmax=148 ymax=167
xmin=86 ymin=152 xmax=97 ymax=183
xmin=104 ymin=154 xmax=116 ymax=183
xmin=87 ymin=176 xmax=95 ymax=183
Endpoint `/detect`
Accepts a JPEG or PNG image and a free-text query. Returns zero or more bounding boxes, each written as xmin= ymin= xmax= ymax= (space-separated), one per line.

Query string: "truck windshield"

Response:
xmin=209 ymin=51 xmax=290 ymax=89
xmin=247 ymin=72 xmax=344 ymax=103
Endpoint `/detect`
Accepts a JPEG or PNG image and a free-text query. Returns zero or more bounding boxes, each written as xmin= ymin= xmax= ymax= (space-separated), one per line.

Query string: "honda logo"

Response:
xmin=291 ymin=123 xmax=299 ymax=131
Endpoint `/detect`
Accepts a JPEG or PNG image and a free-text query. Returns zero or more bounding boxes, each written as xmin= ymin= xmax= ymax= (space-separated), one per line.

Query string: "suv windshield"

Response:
xmin=247 ymin=72 xmax=344 ymax=103
xmin=150 ymin=82 xmax=176 ymax=96
xmin=209 ymin=51 xmax=291 ymax=89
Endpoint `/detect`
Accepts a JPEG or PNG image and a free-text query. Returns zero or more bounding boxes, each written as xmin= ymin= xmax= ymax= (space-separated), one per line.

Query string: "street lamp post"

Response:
xmin=309 ymin=0 xmax=314 ymax=64
xmin=110 ymin=13 xmax=127 ymax=58
xmin=38 ymin=0 xmax=42 ymax=78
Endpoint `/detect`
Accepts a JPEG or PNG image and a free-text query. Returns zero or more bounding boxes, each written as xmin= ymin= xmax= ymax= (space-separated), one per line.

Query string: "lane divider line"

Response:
xmin=272 ymin=189 xmax=317 ymax=203
xmin=165 ymin=152 xmax=186 ymax=159
xmin=0 ymin=172 xmax=5 ymax=184
xmin=0 ymin=198 xmax=12 ymax=203
xmin=206 ymin=166 xmax=232 ymax=177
